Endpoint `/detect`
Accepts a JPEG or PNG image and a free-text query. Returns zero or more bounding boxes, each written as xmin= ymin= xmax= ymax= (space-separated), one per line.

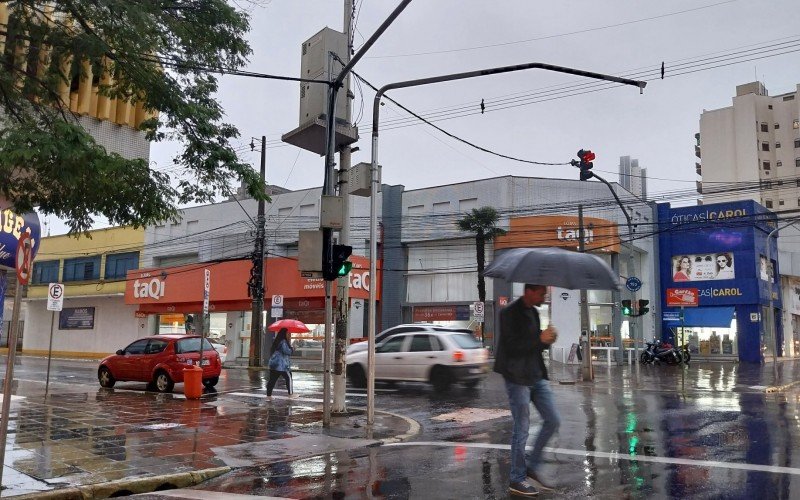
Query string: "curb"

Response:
xmin=376 ymin=409 xmax=422 ymax=444
xmin=13 ymin=467 xmax=231 ymax=500
xmin=765 ymin=381 xmax=800 ymax=393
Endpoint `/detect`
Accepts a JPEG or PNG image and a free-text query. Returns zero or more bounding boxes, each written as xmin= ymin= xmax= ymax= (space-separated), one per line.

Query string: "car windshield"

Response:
xmin=449 ymin=334 xmax=482 ymax=349
xmin=175 ymin=338 xmax=215 ymax=353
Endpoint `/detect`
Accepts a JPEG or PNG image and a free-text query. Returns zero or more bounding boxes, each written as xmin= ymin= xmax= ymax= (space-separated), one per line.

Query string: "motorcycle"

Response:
xmin=677 ymin=343 xmax=691 ymax=364
xmin=640 ymin=339 xmax=682 ymax=365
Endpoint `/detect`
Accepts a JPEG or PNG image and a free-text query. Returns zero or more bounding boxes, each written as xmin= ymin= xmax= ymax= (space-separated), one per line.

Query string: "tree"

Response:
xmin=456 ymin=206 xmax=506 ymax=344
xmin=0 ymin=0 xmax=265 ymax=233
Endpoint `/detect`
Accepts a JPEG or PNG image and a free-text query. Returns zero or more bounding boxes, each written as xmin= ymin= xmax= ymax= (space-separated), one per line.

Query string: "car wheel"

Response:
xmin=430 ymin=366 xmax=452 ymax=392
xmin=203 ymin=377 xmax=219 ymax=388
xmin=347 ymin=364 xmax=367 ymax=388
xmin=98 ymin=367 xmax=116 ymax=388
xmin=153 ymin=371 xmax=174 ymax=393
xmin=463 ymin=379 xmax=480 ymax=389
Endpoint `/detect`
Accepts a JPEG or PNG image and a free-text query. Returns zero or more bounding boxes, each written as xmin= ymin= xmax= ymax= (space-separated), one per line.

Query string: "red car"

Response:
xmin=98 ymin=335 xmax=222 ymax=393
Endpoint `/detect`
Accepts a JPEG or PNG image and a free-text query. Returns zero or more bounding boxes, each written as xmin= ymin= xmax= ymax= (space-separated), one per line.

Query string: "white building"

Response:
xmin=698 ymin=81 xmax=800 ymax=355
xmin=619 ymin=156 xmax=647 ymax=200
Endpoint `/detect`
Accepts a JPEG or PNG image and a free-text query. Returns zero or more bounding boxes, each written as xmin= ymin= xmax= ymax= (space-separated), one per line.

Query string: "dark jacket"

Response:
xmin=494 ymin=297 xmax=548 ymax=385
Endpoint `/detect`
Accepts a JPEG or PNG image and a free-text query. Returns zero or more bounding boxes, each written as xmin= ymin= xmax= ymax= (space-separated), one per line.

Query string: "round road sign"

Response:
xmin=625 ymin=276 xmax=642 ymax=292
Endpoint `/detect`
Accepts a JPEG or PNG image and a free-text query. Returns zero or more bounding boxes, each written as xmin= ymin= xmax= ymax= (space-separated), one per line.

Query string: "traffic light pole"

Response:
xmin=368 ymin=65 xmax=644 ymax=413
xmin=578 ymin=205 xmax=593 ymax=381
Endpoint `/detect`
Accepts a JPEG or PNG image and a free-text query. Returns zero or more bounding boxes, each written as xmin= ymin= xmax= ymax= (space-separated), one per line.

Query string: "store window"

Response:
xmin=63 ymin=256 xmax=101 ymax=282
xmin=32 ymin=260 xmax=60 ymax=284
xmin=105 ymin=252 xmax=139 ymax=279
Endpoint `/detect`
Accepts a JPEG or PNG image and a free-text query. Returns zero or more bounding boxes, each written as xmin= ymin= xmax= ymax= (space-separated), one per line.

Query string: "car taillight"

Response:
xmin=452 ymin=350 xmax=465 ymax=362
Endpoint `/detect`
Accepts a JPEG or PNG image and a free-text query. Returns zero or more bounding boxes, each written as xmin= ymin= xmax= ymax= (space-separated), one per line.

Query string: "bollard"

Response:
xmin=183 ymin=366 xmax=203 ymax=399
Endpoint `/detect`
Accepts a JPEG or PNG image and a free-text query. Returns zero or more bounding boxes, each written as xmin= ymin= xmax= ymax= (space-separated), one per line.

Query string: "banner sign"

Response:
xmin=59 ymin=307 xmax=95 ymax=330
xmin=0 ymin=209 xmax=41 ymax=271
xmin=671 ymin=253 xmax=736 ymax=282
xmin=666 ymin=288 xmax=699 ymax=307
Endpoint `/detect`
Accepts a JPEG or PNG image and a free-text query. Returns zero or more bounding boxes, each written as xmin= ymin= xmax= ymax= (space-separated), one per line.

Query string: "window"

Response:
xmin=63 ymin=256 xmax=100 ymax=282
xmin=409 ymin=335 xmax=434 ymax=352
xmin=768 ymin=105 xmax=773 ymax=110
xmin=776 ymin=142 xmax=781 ymax=149
xmin=795 ymin=139 xmax=800 ymax=148
xmin=146 ymin=339 xmax=169 ymax=354
xmin=777 ymin=161 xmax=783 ymax=167
xmin=450 ymin=334 xmax=482 ymax=349
xmin=104 ymin=252 xmax=139 ymax=280
xmin=779 ymin=200 xmax=785 ymax=206
xmin=123 ymin=339 xmax=149 ymax=355
xmin=407 ymin=204 xmax=424 ymax=215
xmin=760 ymin=122 xmax=768 ymax=132
xmin=299 ymin=204 xmax=316 ymax=216
xmin=775 ymin=123 xmax=780 ymax=130
xmin=175 ymin=338 xmax=215 ymax=353
xmin=763 ymin=161 xmax=771 ymax=170
xmin=377 ymin=336 xmax=406 ymax=353
xmin=795 ymin=119 xmax=800 ymax=129
xmin=797 ymin=158 xmax=800 ymax=168
xmin=765 ymin=200 xmax=773 ymax=209
xmin=762 ymin=142 xmax=770 ymax=151
xmin=432 ymin=201 xmax=451 ymax=213
xmin=458 ymin=198 xmax=478 ymax=212
xmin=784 ymin=95 xmax=796 ymax=101
xmin=32 ymin=260 xmax=59 ymax=284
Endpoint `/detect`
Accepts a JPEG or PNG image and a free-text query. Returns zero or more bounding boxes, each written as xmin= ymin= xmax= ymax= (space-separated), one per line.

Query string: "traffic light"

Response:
xmin=621 ymin=299 xmax=632 ymax=316
xmin=323 ymin=244 xmax=353 ymax=281
xmin=637 ymin=299 xmax=650 ymax=316
xmin=577 ymin=149 xmax=595 ymax=181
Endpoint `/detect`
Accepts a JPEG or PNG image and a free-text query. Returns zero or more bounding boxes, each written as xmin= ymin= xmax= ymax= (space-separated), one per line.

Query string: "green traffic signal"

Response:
xmin=621 ymin=299 xmax=632 ymax=316
xmin=338 ymin=261 xmax=353 ymax=277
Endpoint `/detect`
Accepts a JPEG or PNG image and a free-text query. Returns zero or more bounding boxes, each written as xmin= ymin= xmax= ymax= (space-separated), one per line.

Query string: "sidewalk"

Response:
xmin=2 ymin=384 xmax=415 ymax=499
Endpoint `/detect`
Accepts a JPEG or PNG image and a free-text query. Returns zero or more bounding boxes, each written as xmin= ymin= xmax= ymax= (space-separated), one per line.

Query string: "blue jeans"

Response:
xmin=505 ymin=379 xmax=561 ymax=484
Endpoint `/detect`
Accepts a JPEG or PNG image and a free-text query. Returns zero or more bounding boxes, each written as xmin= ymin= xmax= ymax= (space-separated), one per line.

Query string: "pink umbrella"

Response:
xmin=267 ymin=319 xmax=311 ymax=333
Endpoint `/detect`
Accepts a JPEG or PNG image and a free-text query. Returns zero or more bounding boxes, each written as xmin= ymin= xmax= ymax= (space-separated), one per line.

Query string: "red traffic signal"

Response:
xmin=577 ymin=149 xmax=595 ymax=181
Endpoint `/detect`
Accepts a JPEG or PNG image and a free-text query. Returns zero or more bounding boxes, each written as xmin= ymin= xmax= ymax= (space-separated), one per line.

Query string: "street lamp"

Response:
xmin=366 ymin=63 xmax=646 ymax=425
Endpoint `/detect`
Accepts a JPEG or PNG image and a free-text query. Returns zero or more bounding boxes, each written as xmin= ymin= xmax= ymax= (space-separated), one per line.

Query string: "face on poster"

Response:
xmin=672 ymin=253 xmax=735 ymax=282
xmin=789 ymin=278 xmax=800 ymax=316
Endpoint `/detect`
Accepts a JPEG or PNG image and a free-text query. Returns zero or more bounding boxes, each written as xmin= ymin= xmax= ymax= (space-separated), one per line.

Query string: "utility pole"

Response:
xmin=333 ymin=0 xmax=354 ymax=415
xmin=249 ymin=136 xmax=267 ymax=367
xmin=578 ymin=205 xmax=593 ymax=381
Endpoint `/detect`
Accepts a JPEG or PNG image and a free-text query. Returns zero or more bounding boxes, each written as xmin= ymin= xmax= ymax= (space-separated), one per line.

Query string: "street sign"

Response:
xmin=46 ymin=283 xmax=64 ymax=311
xmin=625 ymin=276 xmax=642 ymax=292
xmin=473 ymin=301 xmax=485 ymax=321
xmin=663 ymin=311 xmax=682 ymax=322
xmin=15 ymin=233 xmax=32 ymax=285
xmin=666 ymin=288 xmax=699 ymax=307
xmin=203 ymin=269 xmax=211 ymax=315
xmin=272 ymin=295 xmax=284 ymax=308
xmin=271 ymin=307 xmax=284 ymax=318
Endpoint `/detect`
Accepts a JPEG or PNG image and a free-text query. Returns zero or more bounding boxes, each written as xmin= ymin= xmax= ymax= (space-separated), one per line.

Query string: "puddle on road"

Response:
xmin=431 ymin=408 xmax=510 ymax=425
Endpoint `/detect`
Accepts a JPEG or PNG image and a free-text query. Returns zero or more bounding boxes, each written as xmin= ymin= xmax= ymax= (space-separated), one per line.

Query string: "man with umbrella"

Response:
xmin=495 ymin=284 xmax=560 ymax=496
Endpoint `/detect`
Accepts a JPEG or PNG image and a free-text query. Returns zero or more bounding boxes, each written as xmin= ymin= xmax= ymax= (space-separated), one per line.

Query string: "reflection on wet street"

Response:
xmin=5 ymin=356 xmax=800 ymax=498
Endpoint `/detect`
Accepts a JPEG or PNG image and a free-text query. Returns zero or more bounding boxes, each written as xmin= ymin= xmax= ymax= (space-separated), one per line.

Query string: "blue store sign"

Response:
xmin=0 ymin=209 xmax=41 ymax=270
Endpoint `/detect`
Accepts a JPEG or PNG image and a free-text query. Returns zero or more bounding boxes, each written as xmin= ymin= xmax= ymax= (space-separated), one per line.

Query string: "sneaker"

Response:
xmin=288 ymin=393 xmax=298 ymax=398
xmin=526 ymin=470 xmax=555 ymax=492
xmin=509 ymin=480 xmax=539 ymax=497
xmin=266 ymin=395 xmax=272 ymax=400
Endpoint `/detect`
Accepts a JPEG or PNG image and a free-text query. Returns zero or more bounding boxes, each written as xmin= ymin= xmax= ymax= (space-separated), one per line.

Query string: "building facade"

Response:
xmin=657 ymin=200 xmax=780 ymax=363
xmin=697 ymin=81 xmax=800 ymax=355
xmin=619 ymin=156 xmax=647 ymax=200
xmin=23 ymin=227 xmax=144 ymax=358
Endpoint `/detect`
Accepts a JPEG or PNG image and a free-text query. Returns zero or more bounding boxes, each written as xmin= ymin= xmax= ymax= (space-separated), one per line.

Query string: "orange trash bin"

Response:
xmin=183 ymin=365 xmax=203 ymax=399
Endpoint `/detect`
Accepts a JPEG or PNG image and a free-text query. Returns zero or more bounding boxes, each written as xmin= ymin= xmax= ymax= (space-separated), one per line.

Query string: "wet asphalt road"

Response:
xmin=8 ymin=356 xmax=800 ymax=498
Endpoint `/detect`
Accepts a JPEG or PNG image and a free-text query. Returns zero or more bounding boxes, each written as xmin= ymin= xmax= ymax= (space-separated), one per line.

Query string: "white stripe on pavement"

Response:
xmin=384 ymin=441 xmax=800 ymax=477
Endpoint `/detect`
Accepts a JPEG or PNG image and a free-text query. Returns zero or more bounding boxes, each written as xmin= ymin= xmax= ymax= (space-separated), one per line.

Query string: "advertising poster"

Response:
xmin=789 ymin=278 xmax=800 ymax=316
xmin=759 ymin=255 xmax=775 ymax=283
xmin=672 ymin=253 xmax=735 ymax=282
xmin=59 ymin=307 xmax=95 ymax=330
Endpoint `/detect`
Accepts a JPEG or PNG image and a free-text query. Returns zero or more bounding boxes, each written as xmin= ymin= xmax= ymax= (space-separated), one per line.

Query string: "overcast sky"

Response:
xmin=46 ymin=0 xmax=800 ymax=235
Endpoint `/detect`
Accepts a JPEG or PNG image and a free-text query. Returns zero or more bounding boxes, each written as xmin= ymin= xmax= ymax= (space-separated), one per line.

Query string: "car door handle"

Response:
xmin=393 ymin=356 xmax=403 ymax=360
xmin=426 ymin=356 xmax=436 ymax=359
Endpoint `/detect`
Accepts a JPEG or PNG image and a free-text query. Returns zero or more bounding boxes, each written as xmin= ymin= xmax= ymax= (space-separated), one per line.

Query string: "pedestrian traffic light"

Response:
xmin=637 ymin=299 xmax=650 ymax=316
xmin=323 ymin=244 xmax=353 ymax=281
xmin=621 ymin=299 xmax=632 ymax=316
xmin=577 ymin=149 xmax=595 ymax=181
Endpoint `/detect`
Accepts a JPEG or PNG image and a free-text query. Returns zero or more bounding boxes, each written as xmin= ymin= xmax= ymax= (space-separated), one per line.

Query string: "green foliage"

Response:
xmin=0 ymin=0 xmax=266 ymax=232
xmin=456 ymin=206 xmax=506 ymax=306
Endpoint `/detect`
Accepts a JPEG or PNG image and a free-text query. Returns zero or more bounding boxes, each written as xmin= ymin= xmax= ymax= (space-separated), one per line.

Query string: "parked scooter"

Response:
xmin=640 ymin=339 xmax=683 ymax=365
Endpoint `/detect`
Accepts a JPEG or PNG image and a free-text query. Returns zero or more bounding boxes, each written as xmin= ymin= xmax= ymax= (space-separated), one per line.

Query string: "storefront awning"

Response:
xmin=666 ymin=307 xmax=735 ymax=327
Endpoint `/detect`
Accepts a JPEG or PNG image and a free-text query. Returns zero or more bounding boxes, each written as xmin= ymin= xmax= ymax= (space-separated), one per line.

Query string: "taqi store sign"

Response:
xmin=494 ymin=215 xmax=620 ymax=253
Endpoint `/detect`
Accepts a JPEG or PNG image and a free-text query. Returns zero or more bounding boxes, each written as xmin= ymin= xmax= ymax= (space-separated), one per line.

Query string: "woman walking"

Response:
xmin=267 ymin=328 xmax=294 ymax=398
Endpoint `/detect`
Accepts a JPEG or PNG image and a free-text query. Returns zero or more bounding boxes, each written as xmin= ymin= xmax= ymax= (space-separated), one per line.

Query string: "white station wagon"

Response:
xmin=346 ymin=330 xmax=490 ymax=391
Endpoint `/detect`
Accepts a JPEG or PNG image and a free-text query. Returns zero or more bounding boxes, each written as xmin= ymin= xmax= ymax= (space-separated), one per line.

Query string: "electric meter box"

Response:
xmin=299 ymin=27 xmax=348 ymax=125
xmin=298 ymin=230 xmax=323 ymax=273
xmin=348 ymin=162 xmax=381 ymax=197
xmin=319 ymin=195 xmax=344 ymax=229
